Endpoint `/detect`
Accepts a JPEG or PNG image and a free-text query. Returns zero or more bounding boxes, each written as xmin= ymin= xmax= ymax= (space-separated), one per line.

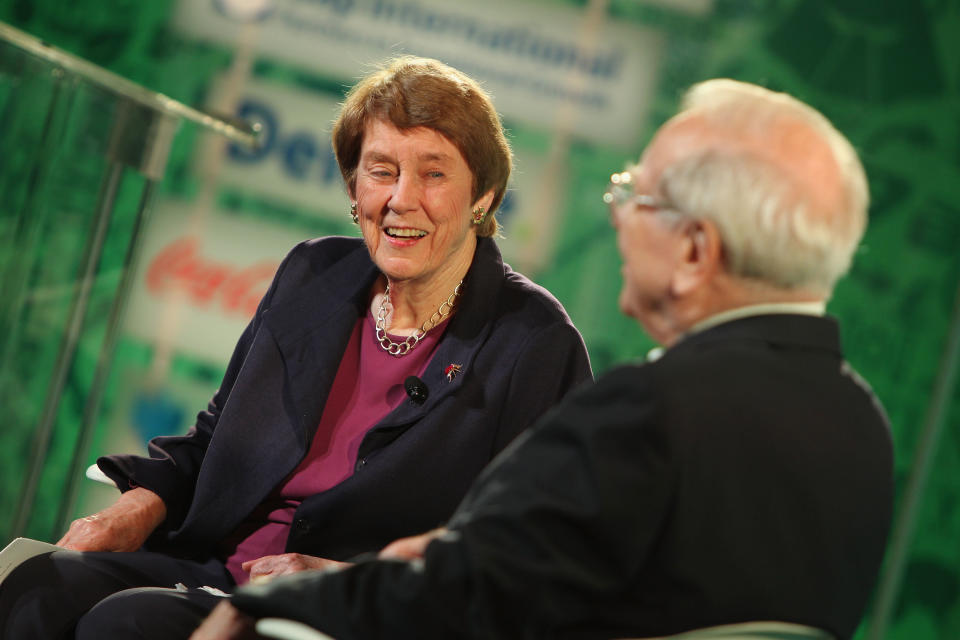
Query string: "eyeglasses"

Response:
xmin=602 ymin=171 xmax=673 ymax=214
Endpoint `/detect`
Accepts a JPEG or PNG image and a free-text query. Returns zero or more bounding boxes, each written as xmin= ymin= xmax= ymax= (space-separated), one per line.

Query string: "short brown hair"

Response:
xmin=332 ymin=56 xmax=512 ymax=238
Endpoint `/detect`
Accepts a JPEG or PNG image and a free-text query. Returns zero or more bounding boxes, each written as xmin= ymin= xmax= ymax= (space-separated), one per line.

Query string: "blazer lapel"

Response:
xmin=264 ymin=244 xmax=380 ymax=449
xmin=182 ymin=242 xmax=379 ymax=540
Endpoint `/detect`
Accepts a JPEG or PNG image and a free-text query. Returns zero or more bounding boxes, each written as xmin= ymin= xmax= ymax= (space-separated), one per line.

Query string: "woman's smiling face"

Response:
xmin=352 ymin=119 xmax=489 ymax=291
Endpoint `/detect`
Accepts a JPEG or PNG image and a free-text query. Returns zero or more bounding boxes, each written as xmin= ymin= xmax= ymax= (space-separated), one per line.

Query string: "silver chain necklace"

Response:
xmin=376 ymin=280 xmax=463 ymax=356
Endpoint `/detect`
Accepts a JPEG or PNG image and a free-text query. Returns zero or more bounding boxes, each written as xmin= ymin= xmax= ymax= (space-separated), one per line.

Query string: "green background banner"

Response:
xmin=1 ymin=1 xmax=958 ymax=637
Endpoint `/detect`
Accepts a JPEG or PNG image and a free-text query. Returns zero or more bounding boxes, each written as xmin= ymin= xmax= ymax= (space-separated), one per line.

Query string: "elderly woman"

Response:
xmin=0 ymin=57 xmax=591 ymax=639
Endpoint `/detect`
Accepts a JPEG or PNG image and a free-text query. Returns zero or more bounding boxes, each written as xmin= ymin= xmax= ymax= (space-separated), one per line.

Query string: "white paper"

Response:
xmin=0 ymin=538 xmax=63 ymax=585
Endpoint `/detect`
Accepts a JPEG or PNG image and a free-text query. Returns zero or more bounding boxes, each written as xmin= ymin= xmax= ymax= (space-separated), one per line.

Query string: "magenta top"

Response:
xmin=222 ymin=310 xmax=448 ymax=585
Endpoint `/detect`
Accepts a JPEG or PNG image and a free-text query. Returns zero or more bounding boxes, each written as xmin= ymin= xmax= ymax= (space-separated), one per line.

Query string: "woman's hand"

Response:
xmin=189 ymin=601 xmax=259 ymax=640
xmin=56 ymin=487 xmax=167 ymax=552
xmin=242 ymin=553 xmax=351 ymax=584
xmin=378 ymin=527 xmax=447 ymax=560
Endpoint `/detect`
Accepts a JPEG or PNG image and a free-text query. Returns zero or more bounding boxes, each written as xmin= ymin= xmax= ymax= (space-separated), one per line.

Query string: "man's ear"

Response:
xmin=670 ymin=219 xmax=722 ymax=297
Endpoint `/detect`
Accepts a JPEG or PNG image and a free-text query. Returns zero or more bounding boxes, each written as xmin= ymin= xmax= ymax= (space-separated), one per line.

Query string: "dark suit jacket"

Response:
xmin=232 ymin=314 xmax=894 ymax=640
xmin=99 ymin=236 xmax=592 ymax=562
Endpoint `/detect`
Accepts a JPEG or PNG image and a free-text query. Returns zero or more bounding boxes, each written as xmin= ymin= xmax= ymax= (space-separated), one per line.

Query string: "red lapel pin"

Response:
xmin=444 ymin=363 xmax=462 ymax=382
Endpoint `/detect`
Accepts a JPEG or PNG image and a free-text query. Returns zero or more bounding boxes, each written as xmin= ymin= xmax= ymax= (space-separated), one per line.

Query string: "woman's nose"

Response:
xmin=388 ymin=173 xmax=420 ymax=213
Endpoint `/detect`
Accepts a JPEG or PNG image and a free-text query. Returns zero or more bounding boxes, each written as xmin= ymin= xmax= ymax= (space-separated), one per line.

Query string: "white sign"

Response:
xmin=124 ymin=201 xmax=310 ymax=363
xmin=174 ymin=0 xmax=664 ymax=146
xmin=218 ymin=78 xmax=350 ymax=216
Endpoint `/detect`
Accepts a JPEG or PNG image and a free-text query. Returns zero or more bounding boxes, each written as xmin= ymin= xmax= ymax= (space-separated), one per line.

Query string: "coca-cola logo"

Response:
xmin=145 ymin=236 xmax=278 ymax=318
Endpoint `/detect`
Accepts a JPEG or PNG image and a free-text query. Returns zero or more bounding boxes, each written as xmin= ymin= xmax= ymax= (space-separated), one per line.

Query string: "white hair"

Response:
xmin=660 ymin=79 xmax=869 ymax=296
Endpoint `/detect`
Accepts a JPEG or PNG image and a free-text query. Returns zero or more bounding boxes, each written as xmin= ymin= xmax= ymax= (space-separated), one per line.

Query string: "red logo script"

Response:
xmin=145 ymin=237 xmax=278 ymax=318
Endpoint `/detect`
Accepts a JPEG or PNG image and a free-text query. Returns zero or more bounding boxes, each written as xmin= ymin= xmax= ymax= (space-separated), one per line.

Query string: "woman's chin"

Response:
xmin=371 ymin=256 xmax=424 ymax=284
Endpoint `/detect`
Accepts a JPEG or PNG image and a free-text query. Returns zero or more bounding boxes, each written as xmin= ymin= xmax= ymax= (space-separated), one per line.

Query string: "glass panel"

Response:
xmin=0 ymin=22 xmax=252 ymax=543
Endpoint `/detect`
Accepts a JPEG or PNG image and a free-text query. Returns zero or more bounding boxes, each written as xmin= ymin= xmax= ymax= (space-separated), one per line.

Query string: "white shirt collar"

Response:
xmin=645 ymin=301 xmax=826 ymax=362
xmin=689 ymin=301 xmax=827 ymax=335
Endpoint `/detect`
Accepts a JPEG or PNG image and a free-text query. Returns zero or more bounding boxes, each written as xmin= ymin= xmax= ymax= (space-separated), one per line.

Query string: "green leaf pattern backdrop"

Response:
xmin=0 ymin=1 xmax=958 ymax=638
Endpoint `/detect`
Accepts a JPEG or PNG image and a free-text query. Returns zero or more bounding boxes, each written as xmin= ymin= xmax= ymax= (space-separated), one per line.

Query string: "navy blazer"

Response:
xmin=99 ymin=236 xmax=592 ymax=561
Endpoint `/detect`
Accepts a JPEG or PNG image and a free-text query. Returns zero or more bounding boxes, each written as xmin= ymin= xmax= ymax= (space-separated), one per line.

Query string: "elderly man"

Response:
xmin=193 ymin=79 xmax=893 ymax=640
